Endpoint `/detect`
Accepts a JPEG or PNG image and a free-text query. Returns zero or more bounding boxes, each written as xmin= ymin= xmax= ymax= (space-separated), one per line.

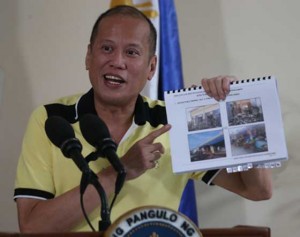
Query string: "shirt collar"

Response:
xmin=75 ymin=88 xmax=147 ymax=125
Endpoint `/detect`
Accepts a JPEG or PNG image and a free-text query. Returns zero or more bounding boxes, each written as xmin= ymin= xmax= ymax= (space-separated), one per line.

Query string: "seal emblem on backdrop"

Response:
xmin=104 ymin=206 xmax=203 ymax=237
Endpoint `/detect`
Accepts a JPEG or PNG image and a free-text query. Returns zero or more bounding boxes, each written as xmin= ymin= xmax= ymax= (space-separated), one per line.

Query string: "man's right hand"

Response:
xmin=120 ymin=124 xmax=171 ymax=180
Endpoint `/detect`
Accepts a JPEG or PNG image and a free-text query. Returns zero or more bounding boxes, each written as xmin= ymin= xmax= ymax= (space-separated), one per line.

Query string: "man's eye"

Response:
xmin=102 ymin=45 xmax=112 ymax=52
xmin=127 ymin=49 xmax=139 ymax=56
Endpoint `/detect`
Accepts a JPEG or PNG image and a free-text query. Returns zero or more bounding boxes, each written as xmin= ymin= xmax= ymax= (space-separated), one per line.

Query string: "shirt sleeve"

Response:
xmin=14 ymin=106 xmax=55 ymax=200
xmin=189 ymin=169 xmax=220 ymax=186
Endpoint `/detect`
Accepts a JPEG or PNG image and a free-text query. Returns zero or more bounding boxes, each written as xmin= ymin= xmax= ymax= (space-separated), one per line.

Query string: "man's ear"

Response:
xmin=147 ymin=55 xmax=157 ymax=81
xmin=85 ymin=44 xmax=92 ymax=70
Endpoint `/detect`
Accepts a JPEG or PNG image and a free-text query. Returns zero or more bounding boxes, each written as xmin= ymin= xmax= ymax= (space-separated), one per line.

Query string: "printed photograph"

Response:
xmin=226 ymin=98 xmax=264 ymax=126
xmin=186 ymin=104 xmax=221 ymax=132
xmin=188 ymin=130 xmax=226 ymax=162
xmin=229 ymin=123 xmax=268 ymax=156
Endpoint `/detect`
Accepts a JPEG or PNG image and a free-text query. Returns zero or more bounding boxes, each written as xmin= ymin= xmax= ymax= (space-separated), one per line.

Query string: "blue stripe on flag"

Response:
xmin=178 ymin=179 xmax=199 ymax=226
xmin=158 ymin=0 xmax=183 ymax=99
xmin=158 ymin=0 xmax=198 ymax=226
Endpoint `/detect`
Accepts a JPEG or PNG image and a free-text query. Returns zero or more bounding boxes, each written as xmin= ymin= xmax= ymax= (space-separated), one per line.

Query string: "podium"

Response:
xmin=3 ymin=206 xmax=270 ymax=236
xmin=201 ymin=225 xmax=270 ymax=236
xmin=0 ymin=226 xmax=271 ymax=237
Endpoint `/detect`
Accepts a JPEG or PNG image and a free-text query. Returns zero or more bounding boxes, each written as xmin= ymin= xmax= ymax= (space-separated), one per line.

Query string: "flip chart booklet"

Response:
xmin=164 ymin=76 xmax=288 ymax=173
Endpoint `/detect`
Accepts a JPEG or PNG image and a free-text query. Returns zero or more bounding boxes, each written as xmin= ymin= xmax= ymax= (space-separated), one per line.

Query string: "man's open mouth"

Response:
xmin=104 ymin=74 xmax=125 ymax=85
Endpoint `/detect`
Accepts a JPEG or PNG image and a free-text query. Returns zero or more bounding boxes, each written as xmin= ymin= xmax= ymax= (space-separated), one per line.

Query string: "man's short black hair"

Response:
xmin=89 ymin=5 xmax=157 ymax=57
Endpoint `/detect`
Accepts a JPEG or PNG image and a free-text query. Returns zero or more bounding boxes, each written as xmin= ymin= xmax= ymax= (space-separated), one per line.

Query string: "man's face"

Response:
xmin=86 ymin=15 xmax=157 ymax=106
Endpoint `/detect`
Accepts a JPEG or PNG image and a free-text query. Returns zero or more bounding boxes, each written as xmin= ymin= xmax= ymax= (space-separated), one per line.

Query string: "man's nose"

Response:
xmin=110 ymin=51 xmax=126 ymax=69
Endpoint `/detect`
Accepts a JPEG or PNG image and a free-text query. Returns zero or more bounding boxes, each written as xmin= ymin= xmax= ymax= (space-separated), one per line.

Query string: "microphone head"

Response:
xmin=79 ymin=114 xmax=117 ymax=153
xmin=45 ymin=116 xmax=82 ymax=158
xmin=79 ymin=114 xmax=110 ymax=146
xmin=45 ymin=116 xmax=75 ymax=147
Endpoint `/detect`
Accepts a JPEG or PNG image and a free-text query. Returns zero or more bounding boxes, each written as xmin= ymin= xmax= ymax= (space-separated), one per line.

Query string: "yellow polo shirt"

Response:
xmin=14 ymin=89 xmax=217 ymax=231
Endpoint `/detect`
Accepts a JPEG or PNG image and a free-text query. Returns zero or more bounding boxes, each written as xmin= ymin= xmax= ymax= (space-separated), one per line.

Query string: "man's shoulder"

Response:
xmin=42 ymin=92 xmax=87 ymax=122
xmin=140 ymin=95 xmax=165 ymax=108
xmin=135 ymin=95 xmax=167 ymax=127
xmin=29 ymin=93 xmax=83 ymax=119
xmin=50 ymin=92 xmax=84 ymax=106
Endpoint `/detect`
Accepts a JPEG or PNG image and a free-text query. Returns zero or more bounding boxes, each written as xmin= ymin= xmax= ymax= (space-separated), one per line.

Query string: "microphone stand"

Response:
xmin=86 ymin=150 xmax=126 ymax=200
xmin=79 ymin=160 xmax=111 ymax=232
xmin=82 ymin=149 xmax=126 ymax=230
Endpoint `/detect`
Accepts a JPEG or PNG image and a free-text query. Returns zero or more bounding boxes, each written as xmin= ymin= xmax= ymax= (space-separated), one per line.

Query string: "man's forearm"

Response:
xmin=17 ymin=166 xmax=117 ymax=233
xmin=240 ymin=168 xmax=273 ymax=201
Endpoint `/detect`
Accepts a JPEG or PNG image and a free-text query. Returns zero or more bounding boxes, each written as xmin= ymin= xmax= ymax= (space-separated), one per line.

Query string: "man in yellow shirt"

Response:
xmin=14 ymin=5 xmax=272 ymax=232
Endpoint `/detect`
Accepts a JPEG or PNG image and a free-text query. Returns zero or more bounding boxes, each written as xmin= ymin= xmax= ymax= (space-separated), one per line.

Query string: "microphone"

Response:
xmin=79 ymin=114 xmax=126 ymax=194
xmin=45 ymin=116 xmax=90 ymax=173
xmin=45 ymin=115 xmax=111 ymax=231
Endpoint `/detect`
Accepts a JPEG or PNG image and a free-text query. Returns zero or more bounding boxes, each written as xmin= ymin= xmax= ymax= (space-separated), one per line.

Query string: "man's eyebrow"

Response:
xmin=98 ymin=39 xmax=114 ymax=44
xmin=126 ymin=43 xmax=143 ymax=49
xmin=98 ymin=40 xmax=141 ymax=47
xmin=95 ymin=39 xmax=144 ymax=52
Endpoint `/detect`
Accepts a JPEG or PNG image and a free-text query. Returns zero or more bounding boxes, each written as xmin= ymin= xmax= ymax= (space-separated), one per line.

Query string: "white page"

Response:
xmin=165 ymin=76 xmax=288 ymax=173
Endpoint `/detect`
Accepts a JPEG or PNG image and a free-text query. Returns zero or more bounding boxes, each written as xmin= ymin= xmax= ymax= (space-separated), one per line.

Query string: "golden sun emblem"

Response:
xmin=150 ymin=232 xmax=159 ymax=237
xmin=110 ymin=0 xmax=158 ymax=18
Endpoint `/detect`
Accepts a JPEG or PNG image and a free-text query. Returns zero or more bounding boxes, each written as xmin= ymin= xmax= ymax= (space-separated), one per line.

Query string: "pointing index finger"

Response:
xmin=142 ymin=124 xmax=171 ymax=144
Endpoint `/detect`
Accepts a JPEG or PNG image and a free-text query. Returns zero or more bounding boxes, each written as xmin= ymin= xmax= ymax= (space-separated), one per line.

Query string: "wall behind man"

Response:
xmin=0 ymin=0 xmax=109 ymax=231
xmin=175 ymin=1 xmax=300 ymax=237
xmin=0 ymin=1 xmax=299 ymax=236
